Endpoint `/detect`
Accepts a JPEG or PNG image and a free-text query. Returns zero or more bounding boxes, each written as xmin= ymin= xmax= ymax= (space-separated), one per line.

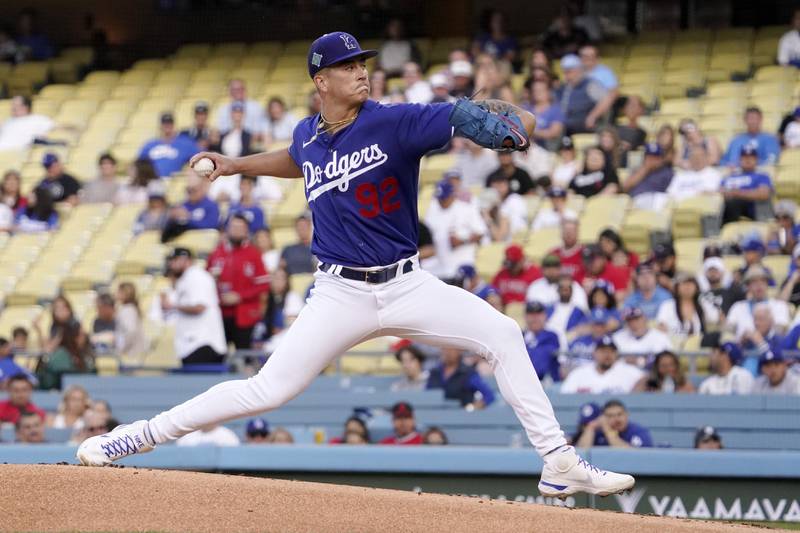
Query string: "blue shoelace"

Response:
xmin=577 ymin=457 xmax=604 ymax=474
xmin=100 ymin=434 xmax=140 ymax=459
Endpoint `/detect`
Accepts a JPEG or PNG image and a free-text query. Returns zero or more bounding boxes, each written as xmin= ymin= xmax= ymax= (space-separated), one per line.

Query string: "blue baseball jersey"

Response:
xmin=523 ymin=328 xmax=561 ymax=381
xmin=594 ymin=421 xmax=653 ymax=448
xmin=288 ymin=100 xmax=454 ymax=267
xmin=720 ymin=171 xmax=773 ymax=192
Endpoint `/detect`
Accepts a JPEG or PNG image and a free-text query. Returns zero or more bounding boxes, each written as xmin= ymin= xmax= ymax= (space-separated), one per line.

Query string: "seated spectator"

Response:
xmin=741 ymin=303 xmax=784 ymax=364
xmin=33 ymin=295 xmax=80 ymax=354
xmin=779 ymin=244 xmax=800 ymax=306
xmin=554 ymin=54 xmax=607 ymax=135
xmin=213 ymin=102 xmax=254 ymax=158
xmin=179 ymin=102 xmax=212 ymax=150
xmin=162 ymin=174 xmax=220 ymax=241
xmin=253 ymin=227 xmax=281 ymax=274
xmin=624 ymin=262 xmax=673 ymax=320
xmin=15 ymin=9 xmax=53 ymax=60
xmin=526 ymin=80 xmax=564 ymax=149
xmin=727 ymin=266 xmax=791 ymax=340
xmin=391 ymin=343 xmax=429 ymax=392
xmin=598 ymin=228 xmax=639 ymax=271
xmin=473 ymin=53 xmax=515 ymax=102
xmin=633 ymin=350 xmax=695 ymax=393
xmin=667 ymin=146 xmax=722 ymax=202
xmin=721 ymin=107 xmax=781 ymax=166
xmin=115 ymin=159 xmax=158 ymax=205
xmin=568 ymin=401 xmax=600 ymax=445
xmin=753 ymin=349 xmax=800 ymax=395
xmin=532 ymin=188 xmax=577 ymax=231
xmin=526 ymin=254 xmax=587 ymax=308
xmin=698 ymin=256 xmax=745 ymax=315
xmin=425 ymin=180 xmax=487 ymax=282
xmin=244 ymin=418 xmax=271 ymax=444
xmin=253 ymin=267 xmax=304 ymax=348
xmin=177 ymin=424 xmax=241 ymax=447
xmin=11 ymin=327 xmax=29 ymax=354
xmin=549 ymin=217 xmax=585 ymax=282
xmin=448 ymin=60 xmax=475 ymax=99
xmin=768 ymin=200 xmax=800 ymax=255
xmin=675 ymin=119 xmax=722 ymax=169
xmin=734 ymin=237 xmax=775 ymax=286
xmin=380 ymin=402 xmax=423 ymax=445
xmin=568 ymin=146 xmax=619 ymax=197
xmin=652 ymin=242 xmax=678 ymax=292
xmin=616 ymin=96 xmax=647 ymax=152
xmin=270 ymin=427 xmax=294 ymax=443
xmin=546 ymin=274 xmax=588 ymax=344
xmin=720 ymin=145 xmax=774 ymax=224
xmin=90 ymin=293 xmax=116 ymax=354
xmin=0 ymin=95 xmax=53 ymax=150
xmin=579 ymin=45 xmax=619 ymax=127
xmin=560 ymin=336 xmax=643 ymax=394
xmin=15 ymin=410 xmax=46 ymax=443
xmin=81 ymin=153 xmax=119 ymax=204
xmin=542 ymin=13 xmax=589 ymax=59
xmin=37 ymin=325 xmax=95 ymax=390
xmin=472 ymin=9 xmax=518 ymax=63
xmin=217 ymin=79 xmax=266 ymax=134
xmin=784 ymin=107 xmax=800 ymax=147
xmin=423 ymin=427 xmax=448 ymax=445
xmin=656 ymin=273 xmax=720 ymax=339
xmin=115 ymin=282 xmax=148 ymax=362
xmin=453 ymin=140 xmax=499 ymax=188
xmin=0 ymin=338 xmax=35 ymax=388
xmin=699 ymin=342 xmax=754 ymax=395
xmin=330 ymin=415 xmax=370 ymax=445
xmin=427 ymin=348 xmax=496 ymax=408
xmin=581 ymin=244 xmax=630 ymax=296
xmin=694 ymin=426 xmax=723 ymax=450
xmin=656 ymin=124 xmax=677 ymax=161
xmin=622 ymin=142 xmax=674 ymax=211
xmin=551 ymin=137 xmax=580 ymax=189
xmin=492 ymin=244 xmax=542 ymax=305
xmin=38 ymin=153 xmax=81 ymax=206
xmin=0 ymin=374 xmax=46 ymax=423
xmin=597 ymin=127 xmax=625 ymax=170
xmin=47 ymin=384 xmax=90 ymax=430
xmin=138 ymin=112 xmax=200 ymax=178
xmin=587 ymin=281 xmax=621 ymax=329
xmin=15 ymin=186 xmax=58 ymax=233
xmin=569 ymin=308 xmax=614 ymax=367
xmin=133 ymin=181 xmax=169 ymax=235
xmin=226 ymin=175 xmax=266 ymax=233
xmin=456 ymin=265 xmax=502 ymax=310
xmin=486 ymin=171 xmax=528 ymax=235
xmin=778 ymin=8 xmax=800 ymax=67
xmin=1 ymin=170 xmax=27 ymax=216
xmin=429 ymin=73 xmax=454 ymax=104
xmin=279 ymin=213 xmax=316 ymax=275
xmin=613 ymin=307 xmax=672 ymax=366
xmin=378 ymin=18 xmax=421 ymax=77
xmin=402 ymin=61 xmax=433 ymax=104
xmin=522 ymin=301 xmax=562 ymax=382
xmin=575 ymin=399 xmax=653 ymax=448
xmin=263 ymin=97 xmax=298 ymax=145
xmin=479 ymin=188 xmax=511 ymax=242
xmin=486 ymin=151 xmax=535 ymax=196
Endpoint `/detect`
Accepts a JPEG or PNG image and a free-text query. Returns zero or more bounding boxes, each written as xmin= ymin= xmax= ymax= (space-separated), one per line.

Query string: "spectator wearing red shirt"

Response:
xmin=581 ymin=244 xmax=631 ymax=296
xmin=0 ymin=374 xmax=45 ymax=424
xmin=492 ymin=244 xmax=541 ymax=305
xmin=549 ymin=217 xmax=584 ymax=283
xmin=207 ymin=214 xmax=270 ymax=350
xmin=380 ymin=402 xmax=423 ymax=445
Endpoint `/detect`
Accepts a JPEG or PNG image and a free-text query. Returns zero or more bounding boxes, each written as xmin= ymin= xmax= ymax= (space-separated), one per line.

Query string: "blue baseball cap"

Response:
xmin=759 ymin=348 xmax=785 ymax=368
xmin=560 ymin=54 xmax=581 ymax=70
xmin=307 ymin=32 xmax=377 ymax=78
xmin=741 ymin=237 xmax=765 ymax=253
xmin=644 ymin=142 xmax=663 ymax=157
xmin=719 ymin=342 xmax=743 ymax=365
xmin=740 ymin=143 xmax=758 ymax=157
xmin=435 ymin=179 xmax=455 ymax=200
xmin=590 ymin=308 xmax=610 ymax=324
xmin=457 ymin=264 xmax=477 ymax=279
xmin=578 ymin=402 xmax=601 ymax=425
xmin=42 ymin=153 xmax=59 ymax=168
xmin=526 ymin=301 xmax=547 ymax=314
xmin=596 ymin=335 xmax=617 ymax=350
xmin=246 ymin=418 xmax=270 ymax=436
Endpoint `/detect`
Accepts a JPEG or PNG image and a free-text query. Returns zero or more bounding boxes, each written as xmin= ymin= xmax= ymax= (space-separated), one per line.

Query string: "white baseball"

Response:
xmin=193 ymin=157 xmax=215 ymax=177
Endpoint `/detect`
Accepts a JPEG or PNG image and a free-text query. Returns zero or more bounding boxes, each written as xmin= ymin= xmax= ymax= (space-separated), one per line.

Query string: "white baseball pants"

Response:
xmin=148 ymin=258 xmax=568 ymax=456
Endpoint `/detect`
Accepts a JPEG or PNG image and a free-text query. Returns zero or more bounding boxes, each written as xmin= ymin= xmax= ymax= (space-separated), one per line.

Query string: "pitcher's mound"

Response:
xmin=1 ymin=465 xmax=750 ymax=532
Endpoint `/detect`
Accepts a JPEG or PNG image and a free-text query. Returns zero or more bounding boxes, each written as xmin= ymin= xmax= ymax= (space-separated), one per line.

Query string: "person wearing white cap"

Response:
xmin=554 ymin=54 xmax=607 ymax=135
xmin=448 ymin=60 xmax=474 ymax=99
xmin=429 ymin=73 xmax=455 ymax=104
xmin=402 ymin=61 xmax=433 ymax=104
xmin=697 ymin=256 xmax=743 ymax=317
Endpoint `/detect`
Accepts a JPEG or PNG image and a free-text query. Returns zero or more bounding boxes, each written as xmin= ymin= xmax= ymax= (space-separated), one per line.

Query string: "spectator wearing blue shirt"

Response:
xmin=734 ymin=237 xmax=775 ymax=287
xmin=225 ymin=175 xmax=265 ymax=233
xmin=624 ymin=262 xmax=673 ymax=320
xmin=455 ymin=264 xmax=503 ymax=310
xmin=139 ymin=112 xmax=200 ymax=178
xmin=569 ymin=308 xmax=614 ymax=367
xmin=162 ymin=175 xmax=220 ymax=242
xmin=471 ymin=9 xmax=518 ymax=63
xmin=522 ymin=301 xmax=562 ymax=382
xmin=721 ymin=107 xmax=781 ymax=166
xmin=0 ymin=337 xmax=37 ymax=388
xmin=721 ymin=144 xmax=774 ymax=224
xmin=524 ymin=79 xmax=565 ymax=150
xmin=579 ymin=45 xmax=619 ymax=129
xmin=426 ymin=347 xmax=496 ymax=408
xmin=575 ymin=399 xmax=653 ymax=448
xmin=621 ymin=142 xmax=674 ymax=205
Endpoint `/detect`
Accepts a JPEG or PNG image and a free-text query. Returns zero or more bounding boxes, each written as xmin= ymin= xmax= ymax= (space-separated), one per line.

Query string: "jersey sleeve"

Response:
xmin=287 ymin=119 xmax=311 ymax=168
xmin=397 ymin=103 xmax=454 ymax=158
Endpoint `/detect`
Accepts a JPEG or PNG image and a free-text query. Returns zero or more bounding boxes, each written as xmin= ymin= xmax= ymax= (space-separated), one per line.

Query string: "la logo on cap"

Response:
xmin=340 ymin=33 xmax=356 ymax=50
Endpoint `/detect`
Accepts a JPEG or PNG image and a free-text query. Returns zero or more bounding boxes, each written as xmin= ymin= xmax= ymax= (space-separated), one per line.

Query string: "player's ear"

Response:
xmin=314 ymin=72 xmax=327 ymax=93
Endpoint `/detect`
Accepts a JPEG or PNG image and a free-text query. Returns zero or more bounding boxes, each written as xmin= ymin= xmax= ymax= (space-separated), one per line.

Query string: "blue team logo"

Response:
xmin=302 ymin=144 xmax=389 ymax=202
xmin=340 ymin=34 xmax=357 ymax=50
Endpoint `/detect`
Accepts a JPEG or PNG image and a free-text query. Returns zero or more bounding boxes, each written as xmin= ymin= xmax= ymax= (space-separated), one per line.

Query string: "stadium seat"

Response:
xmin=671 ymin=194 xmax=722 ymax=239
xmin=523 ymin=227 xmax=561 ymax=261
xmin=718 ymin=221 xmax=771 ymax=244
xmin=475 ymin=242 xmax=506 ymax=278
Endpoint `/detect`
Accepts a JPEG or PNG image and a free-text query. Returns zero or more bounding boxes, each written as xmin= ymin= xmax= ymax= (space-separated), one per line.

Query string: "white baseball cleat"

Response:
xmin=77 ymin=420 xmax=156 ymax=466
xmin=538 ymin=446 xmax=635 ymax=498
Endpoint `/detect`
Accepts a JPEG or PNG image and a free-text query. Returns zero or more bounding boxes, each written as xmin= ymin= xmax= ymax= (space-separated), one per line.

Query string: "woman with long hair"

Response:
xmin=32 ymin=294 xmax=79 ymax=353
xmin=37 ymin=323 xmax=96 ymax=390
xmin=15 ymin=186 xmax=57 ymax=232
xmin=597 ymin=126 xmax=625 ymax=170
xmin=48 ymin=384 xmax=91 ymax=429
xmin=675 ymin=118 xmax=722 ymax=169
xmin=656 ymin=124 xmax=676 ymax=162
xmin=656 ymin=273 xmax=720 ymax=337
xmin=115 ymin=282 xmax=148 ymax=361
xmin=1 ymin=169 xmax=27 ymax=214
xmin=634 ymin=350 xmax=695 ymax=393
xmin=329 ymin=415 xmax=371 ymax=444
xmin=598 ymin=228 xmax=639 ymax=270
xmin=587 ymin=280 xmax=621 ymax=331
xmin=568 ymin=146 xmax=619 ymax=197
xmin=114 ymin=159 xmax=158 ymax=205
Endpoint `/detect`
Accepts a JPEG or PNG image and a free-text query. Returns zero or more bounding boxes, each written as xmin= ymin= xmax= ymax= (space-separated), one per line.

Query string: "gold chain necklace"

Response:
xmin=317 ymin=110 xmax=358 ymax=135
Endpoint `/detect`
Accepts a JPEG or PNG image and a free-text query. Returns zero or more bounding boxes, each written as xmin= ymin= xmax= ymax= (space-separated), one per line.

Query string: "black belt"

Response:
xmin=320 ymin=261 xmax=414 ymax=284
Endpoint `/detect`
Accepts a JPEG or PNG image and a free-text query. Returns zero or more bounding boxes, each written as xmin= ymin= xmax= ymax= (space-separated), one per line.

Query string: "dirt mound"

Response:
xmin=1 ymin=465 xmax=753 ymax=533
